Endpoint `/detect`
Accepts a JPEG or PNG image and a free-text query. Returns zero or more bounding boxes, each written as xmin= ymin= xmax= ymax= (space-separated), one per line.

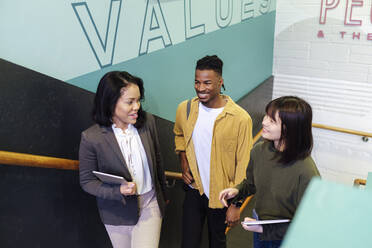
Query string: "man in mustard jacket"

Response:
xmin=174 ymin=55 xmax=253 ymax=248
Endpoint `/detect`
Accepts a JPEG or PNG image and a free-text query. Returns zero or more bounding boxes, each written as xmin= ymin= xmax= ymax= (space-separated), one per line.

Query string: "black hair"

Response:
xmin=92 ymin=71 xmax=146 ymax=129
xmin=196 ymin=55 xmax=226 ymax=91
xmin=265 ymin=96 xmax=313 ymax=164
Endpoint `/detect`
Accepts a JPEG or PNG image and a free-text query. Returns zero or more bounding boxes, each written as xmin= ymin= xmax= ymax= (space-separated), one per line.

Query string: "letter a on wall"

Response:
xmin=72 ymin=0 xmax=122 ymax=68
xmin=139 ymin=0 xmax=172 ymax=56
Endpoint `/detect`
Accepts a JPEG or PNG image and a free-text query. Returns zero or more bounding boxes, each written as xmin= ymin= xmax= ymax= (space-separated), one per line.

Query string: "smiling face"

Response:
xmin=194 ymin=69 xmax=223 ymax=108
xmin=112 ymin=83 xmax=141 ymax=130
xmin=262 ymin=111 xmax=283 ymax=150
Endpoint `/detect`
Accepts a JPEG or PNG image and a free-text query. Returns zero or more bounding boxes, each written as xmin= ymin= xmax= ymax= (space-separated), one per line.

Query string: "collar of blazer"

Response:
xmin=100 ymin=125 xmax=132 ymax=181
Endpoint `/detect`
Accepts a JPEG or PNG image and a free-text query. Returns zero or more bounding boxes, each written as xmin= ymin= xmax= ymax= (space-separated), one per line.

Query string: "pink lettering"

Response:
xmin=352 ymin=32 xmax=361 ymax=39
xmin=345 ymin=0 xmax=363 ymax=26
xmin=319 ymin=0 xmax=340 ymax=24
xmin=318 ymin=30 xmax=325 ymax=38
xmin=367 ymin=33 xmax=372 ymax=40
xmin=340 ymin=31 xmax=346 ymax=38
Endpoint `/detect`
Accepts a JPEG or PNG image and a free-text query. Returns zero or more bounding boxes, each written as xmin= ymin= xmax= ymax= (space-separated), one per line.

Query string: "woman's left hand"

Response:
xmin=120 ymin=182 xmax=137 ymax=195
xmin=241 ymin=217 xmax=263 ymax=233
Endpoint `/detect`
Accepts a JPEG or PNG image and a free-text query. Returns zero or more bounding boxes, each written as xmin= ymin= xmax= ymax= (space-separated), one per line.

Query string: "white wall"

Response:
xmin=273 ymin=0 xmax=372 ymax=185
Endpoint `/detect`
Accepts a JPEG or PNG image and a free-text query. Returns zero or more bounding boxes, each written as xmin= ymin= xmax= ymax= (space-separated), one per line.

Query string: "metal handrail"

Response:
xmin=312 ymin=123 xmax=370 ymax=191
xmin=312 ymin=123 xmax=372 ymax=138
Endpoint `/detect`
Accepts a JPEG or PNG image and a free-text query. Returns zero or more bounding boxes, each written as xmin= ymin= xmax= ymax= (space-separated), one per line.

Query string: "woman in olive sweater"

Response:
xmin=219 ymin=96 xmax=320 ymax=248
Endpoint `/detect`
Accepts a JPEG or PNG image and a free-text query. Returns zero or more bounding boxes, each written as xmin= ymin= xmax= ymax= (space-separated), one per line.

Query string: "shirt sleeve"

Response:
xmin=173 ymin=102 xmax=186 ymax=153
xmin=233 ymin=115 xmax=253 ymax=186
xmin=231 ymin=150 xmax=256 ymax=203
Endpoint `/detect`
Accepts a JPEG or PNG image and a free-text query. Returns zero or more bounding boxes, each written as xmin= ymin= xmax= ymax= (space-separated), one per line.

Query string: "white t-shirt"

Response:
xmin=112 ymin=124 xmax=152 ymax=195
xmin=192 ymin=102 xmax=224 ymax=198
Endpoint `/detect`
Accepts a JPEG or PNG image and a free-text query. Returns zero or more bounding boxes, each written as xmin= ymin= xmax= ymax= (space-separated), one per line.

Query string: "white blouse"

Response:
xmin=112 ymin=124 xmax=152 ymax=195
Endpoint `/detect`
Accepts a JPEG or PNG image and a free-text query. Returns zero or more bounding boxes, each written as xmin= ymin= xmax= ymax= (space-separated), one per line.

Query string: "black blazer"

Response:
xmin=79 ymin=112 xmax=167 ymax=225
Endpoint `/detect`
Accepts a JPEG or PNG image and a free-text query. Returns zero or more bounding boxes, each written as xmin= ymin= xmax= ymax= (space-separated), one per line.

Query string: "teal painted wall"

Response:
xmin=0 ymin=0 xmax=276 ymax=121
xmin=68 ymin=12 xmax=276 ymax=121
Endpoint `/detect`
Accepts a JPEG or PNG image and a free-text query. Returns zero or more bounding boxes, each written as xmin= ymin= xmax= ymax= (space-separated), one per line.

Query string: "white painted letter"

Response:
xmin=139 ymin=0 xmax=172 ymax=56
xmin=319 ymin=0 xmax=340 ymax=24
xmin=185 ymin=0 xmax=205 ymax=39
xmin=260 ymin=0 xmax=272 ymax=15
xmin=216 ymin=0 xmax=233 ymax=28
xmin=241 ymin=0 xmax=254 ymax=21
xmin=345 ymin=0 xmax=363 ymax=26
xmin=72 ymin=0 xmax=122 ymax=68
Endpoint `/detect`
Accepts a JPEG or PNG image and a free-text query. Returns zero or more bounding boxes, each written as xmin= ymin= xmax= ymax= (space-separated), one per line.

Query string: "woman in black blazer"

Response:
xmin=79 ymin=71 xmax=168 ymax=248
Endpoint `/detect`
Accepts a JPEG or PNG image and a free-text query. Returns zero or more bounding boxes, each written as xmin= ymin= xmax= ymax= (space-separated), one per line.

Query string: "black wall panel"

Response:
xmin=0 ymin=59 xmax=110 ymax=247
xmin=0 ymin=59 xmax=94 ymax=158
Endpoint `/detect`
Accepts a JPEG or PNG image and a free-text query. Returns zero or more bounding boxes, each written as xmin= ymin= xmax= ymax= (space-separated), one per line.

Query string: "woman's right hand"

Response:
xmin=120 ymin=182 xmax=137 ymax=195
xmin=219 ymin=188 xmax=239 ymax=207
xmin=241 ymin=217 xmax=263 ymax=233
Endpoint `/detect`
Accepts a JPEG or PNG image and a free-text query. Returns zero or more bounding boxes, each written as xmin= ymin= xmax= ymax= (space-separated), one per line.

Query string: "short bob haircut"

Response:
xmin=92 ymin=71 xmax=146 ymax=129
xmin=196 ymin=55 xmax=226 ymax=91
xmin=265 ymin=96 xmax=313 ymax=164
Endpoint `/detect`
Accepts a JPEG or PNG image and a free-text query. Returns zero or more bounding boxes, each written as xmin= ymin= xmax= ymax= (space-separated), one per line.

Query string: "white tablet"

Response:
xmin=93 ymin=171 xmax=128 ymax=185
xmin=242 ymin=219 xmax=290 ymax=225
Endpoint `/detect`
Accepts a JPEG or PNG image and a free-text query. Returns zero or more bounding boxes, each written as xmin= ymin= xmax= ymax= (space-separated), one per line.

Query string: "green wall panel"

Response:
xmin=68 ymin=11 xmax=276 ymax=121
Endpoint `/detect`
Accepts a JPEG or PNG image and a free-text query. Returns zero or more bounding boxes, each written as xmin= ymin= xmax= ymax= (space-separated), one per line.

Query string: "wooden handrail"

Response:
xmin=312 ymin=123 xmax=372 ymax=138
xmin=225 ymin=195 xmax=254 ymax=234
xmin=0 ymin=131 xmax=263 ymax=235
xmin=252 ymin=129 xmax=263 ymax=144
xmin=3 ymin=123 xmax=369 ymax=172
xmin=0 ymin=150 xmax=184 ymax=179
xmin=0 ymin=130 xmax=263 ymax=173
xmin=0 ymin=151 xmax=79 ymax=170
xmin=1 ymin=123 xmax=368 ymax=235
xmin=165 ymin=171 xmax=182 ymax=179
xmin=353 ymin=178 xmax=367 ymax=186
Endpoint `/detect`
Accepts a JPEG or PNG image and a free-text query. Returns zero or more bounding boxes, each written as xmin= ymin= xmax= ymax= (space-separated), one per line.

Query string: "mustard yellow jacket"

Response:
xmin=174 ymin=96 xmax=253 ymax=208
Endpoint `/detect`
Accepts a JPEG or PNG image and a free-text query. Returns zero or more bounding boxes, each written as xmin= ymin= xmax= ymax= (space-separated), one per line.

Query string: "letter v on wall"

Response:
xmin=72 ymin=0 xmax=122 ymax=68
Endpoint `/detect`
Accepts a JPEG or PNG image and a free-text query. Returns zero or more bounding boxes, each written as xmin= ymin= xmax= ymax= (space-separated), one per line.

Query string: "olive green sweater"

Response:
xmin=234 ymin=141 xmax=320 ymax=241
